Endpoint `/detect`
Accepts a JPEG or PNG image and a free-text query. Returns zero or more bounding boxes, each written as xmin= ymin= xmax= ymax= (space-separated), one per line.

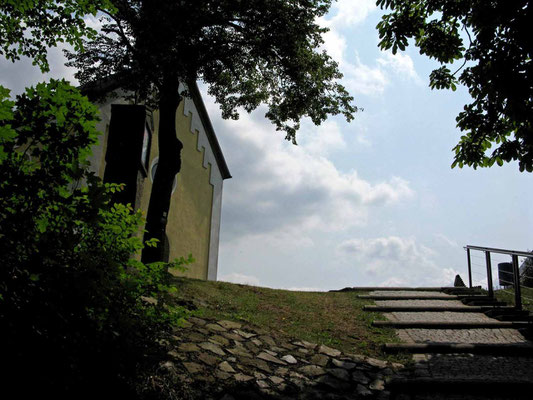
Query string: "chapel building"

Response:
xmin=86 ymin=81 xmax=231 ymax=281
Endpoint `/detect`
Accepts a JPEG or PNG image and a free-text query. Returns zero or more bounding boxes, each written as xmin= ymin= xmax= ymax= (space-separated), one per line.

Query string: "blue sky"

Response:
xmin=207 ymin=1 xmax=532 ymax=290
xmin=2 ymin=0 xmax=531 ymax=290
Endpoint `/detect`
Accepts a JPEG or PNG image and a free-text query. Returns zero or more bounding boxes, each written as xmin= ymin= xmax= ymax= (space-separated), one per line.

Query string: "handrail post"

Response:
xmin=512 ymin=254 xmax=522 ymax=310
xmin=485 ymin=251 xmax=494 ymax=298
xmin=467 ymin=248 xmax=473 ymax=288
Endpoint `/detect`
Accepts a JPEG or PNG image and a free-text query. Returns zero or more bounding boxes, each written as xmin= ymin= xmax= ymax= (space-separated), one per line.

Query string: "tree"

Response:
xmin=0 ymin=3 xmax=190 ymax=395
xmin=66 ymin=0 xmax=358 ymax=262
xmin=376 ymin=0 xmax=533 ymax=172
xmin=0 ymin=80 xmax=189 ymax=397
xmin=0 ymin=0 xmax=114 ymax=72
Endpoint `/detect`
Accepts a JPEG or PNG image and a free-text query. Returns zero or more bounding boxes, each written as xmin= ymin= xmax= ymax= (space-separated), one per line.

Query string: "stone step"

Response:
xmin=333 ymin=286 xmax=449 ymax=292
xmin=372 ymin=320 xmax=530 ymax=329
xmin=334 ymin=286 xmax=484 ymax=294
xmin=389 ymin=377 xmax=533 ymax=397
xmin=383 ymin=342 xmax=533 ymax=356
xmin=358 ymin=294 xmax=491 ymax=301
xmin=484 ymin=308 xmax=530 ymax=316
xmin=463 ymin=300 xmax=508 ymax=306
xmin=363 ymin=305 xmax=515 ymax=312
xmin=441 ymin=288 xmax=484 ymax=295
xmin=493 ymin=314 xmax=533 ymax=322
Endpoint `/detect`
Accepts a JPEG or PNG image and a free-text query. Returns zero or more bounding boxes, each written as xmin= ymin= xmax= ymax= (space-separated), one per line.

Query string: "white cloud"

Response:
xmin=378 ymin=276 xmax=409 ymax=287
xmin=338 ymin=236 xmax=435 ymax=262
xmin=434 ymin=233 xmax=459 ymax=248
xmin=316 ymin=1 xmax=394 ymax=97
xmin=342 ymin=52 xmax=389 ymax=96
xmin=318 ymin=2 xmax=421 ymax=97
xmin=0 ymin=44 xmax=78 ymax=96
xmin=339 ymin=50 xmax=422 ymax=96
xmin=219 ymin=273 xmax=261 ymax=286
xmin=206 ymin=97 xmax=415 ymax=240
xmin=284 ymin=287 xmax=325 ymax=292
xmin=338 ymin=236 xmax=460 ymax=287
xmin=377 ymin=51 xmax=422 ymax=84
xmin=299 ymin=119 xmax=346 ymax=156
xmin=84 ymin=14 xmax=105 ymax=32
xmin=321 ymin=28 xmax=347 ymax=64
xmin=324 ymin=0 xmax=377 ymax=29
xmin=223 ymin=228 xmax=315 ymax=252
xmin=355 ymin=133 xmax=372 ymax=147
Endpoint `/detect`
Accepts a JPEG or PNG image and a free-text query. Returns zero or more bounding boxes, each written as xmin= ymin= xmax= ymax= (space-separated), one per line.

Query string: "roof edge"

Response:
xmin=80 ymin=76 xmax=231 ymax=180
xmin=187 ymin=81 xmax=231 ymax=180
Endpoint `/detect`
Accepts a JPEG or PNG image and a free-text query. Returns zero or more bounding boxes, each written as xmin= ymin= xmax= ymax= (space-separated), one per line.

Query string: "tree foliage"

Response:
xmin=68 ymin=0 xmax=356 ymax=140
xmin=0 ymin=80 xmax=190 ymax=397
xmin=66 ymin=0 xmax=358 ymax=262
xmin=376 ymin=0 xmax=533 ymax=172
xmin=0 ymin=0 xmax=114 ymax=72
xmin=0 ymin=2 xmax=196 ymax=396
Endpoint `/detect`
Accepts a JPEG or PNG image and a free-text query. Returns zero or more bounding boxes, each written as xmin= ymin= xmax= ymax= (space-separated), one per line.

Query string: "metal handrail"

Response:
xmin=464 ymin=245 xmax=532 ymax=311
xmin=464 ymin=245 xmax=532 ymax=258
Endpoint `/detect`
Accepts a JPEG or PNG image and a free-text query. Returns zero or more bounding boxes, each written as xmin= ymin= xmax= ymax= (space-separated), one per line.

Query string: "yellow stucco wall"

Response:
xmin=166 ymin=102 xmax=213 ymax=280
xmin=96 ymin=101 xmax=214 ymax=280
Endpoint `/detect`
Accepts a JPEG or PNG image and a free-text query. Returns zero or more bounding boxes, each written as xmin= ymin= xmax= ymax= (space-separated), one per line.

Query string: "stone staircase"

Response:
xmin=358 ymin=287 xmax=533 ymax=399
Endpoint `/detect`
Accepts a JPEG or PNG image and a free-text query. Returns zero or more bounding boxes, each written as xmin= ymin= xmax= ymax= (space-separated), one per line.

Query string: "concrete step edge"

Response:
xmin=372 ymin=320 xmax=530 ymax=329
xmin=332 ymin=286 xmax=484 ymax=292
xmin=332 ymin=287 xmax=452 ymax=292
xmin=363 ymin=305 xmax=501 ymax=312
xmin=383 ymin=342 xmax=533 ymax=355
xmin=359 ymin=294 xmax=493 ymax=300
xmin=463 ymin=301 xmax=508 ymax=306
xmin=389 ymin=377 xmax=533 ymax=394
xmin=358 ymin=295 xmax=461 ymax=300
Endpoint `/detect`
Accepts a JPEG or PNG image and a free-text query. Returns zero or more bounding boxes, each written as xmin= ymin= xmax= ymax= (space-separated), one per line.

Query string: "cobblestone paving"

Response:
xmin=155 ymin=316 xmax=402 ymax=399
xmin=393 ymin=354 xmax=533 ymax=399
xmin=370 ymin=289 xmax=533 ymax=399
xmin=375 ymin=300 xmax=465 ymax=307
xmin=400 ymin=328 xmax=528 ymax=344
xmin=371 ymin=291 xmax=455 ymax=298
xmin=390 ymin=311 xmax=494 ymax=323
xmin=395 ymin=392 xmax=530 ymax=400
xmin=414 ymin=354 xmax=533 ymax=381
xmin=372 ymin=291 xmax=530 ymax=344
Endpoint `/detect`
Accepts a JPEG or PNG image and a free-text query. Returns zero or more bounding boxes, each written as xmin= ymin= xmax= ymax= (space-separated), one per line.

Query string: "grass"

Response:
xmin=169 ymin=277 xmax=410 ymax=363
xmin=494 ymin=286 xmax=533 ymax=312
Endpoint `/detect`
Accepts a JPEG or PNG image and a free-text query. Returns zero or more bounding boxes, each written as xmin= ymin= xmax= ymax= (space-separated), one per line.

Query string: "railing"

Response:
xmin=465 ymin=245 xmax=533 ymax=310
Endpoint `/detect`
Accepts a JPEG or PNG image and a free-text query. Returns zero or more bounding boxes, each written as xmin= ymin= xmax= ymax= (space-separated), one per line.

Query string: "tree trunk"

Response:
xmin=141 ymin=80 xmax=183 ymax=264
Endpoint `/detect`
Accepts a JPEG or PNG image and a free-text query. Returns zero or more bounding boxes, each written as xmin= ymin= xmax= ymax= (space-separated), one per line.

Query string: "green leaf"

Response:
xmin=36 ymin=218 xmax=49 ymax=233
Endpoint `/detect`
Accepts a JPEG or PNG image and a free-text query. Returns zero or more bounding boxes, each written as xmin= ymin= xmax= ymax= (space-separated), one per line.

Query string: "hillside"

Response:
xmin=133 ymin=277 xmax=409 ymax=399
xmin=170 ymin=277 xmax=405 ymax=362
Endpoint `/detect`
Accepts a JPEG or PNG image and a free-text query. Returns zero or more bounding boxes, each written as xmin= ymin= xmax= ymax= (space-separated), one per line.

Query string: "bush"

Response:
xmin=521 ymin=255 xmax=533 ymax=288
xmin=0 ymin=80 xmax=188 ymax=397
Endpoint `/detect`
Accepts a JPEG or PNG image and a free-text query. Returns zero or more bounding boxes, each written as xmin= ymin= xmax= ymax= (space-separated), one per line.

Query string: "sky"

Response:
xmin=1 ymin=0 xmax=532 ymax=291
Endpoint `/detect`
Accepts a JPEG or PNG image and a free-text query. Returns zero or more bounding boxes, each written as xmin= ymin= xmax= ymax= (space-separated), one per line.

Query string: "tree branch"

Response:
xmin=99 ymin=9 xmax=135 ymax=54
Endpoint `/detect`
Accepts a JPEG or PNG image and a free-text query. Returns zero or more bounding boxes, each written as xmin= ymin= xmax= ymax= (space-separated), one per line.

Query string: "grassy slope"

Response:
xmin=170 ymin=277 xmax=408 ymax=363
xmin=495 ymin=286 xmax=533 ymax=312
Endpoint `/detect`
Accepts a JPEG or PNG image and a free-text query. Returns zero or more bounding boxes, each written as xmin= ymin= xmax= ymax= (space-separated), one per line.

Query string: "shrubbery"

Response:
xmin=521 ymin=255 xmax=533 ymax=288
xmin=0 ymin=80 xmax=189 ymax=397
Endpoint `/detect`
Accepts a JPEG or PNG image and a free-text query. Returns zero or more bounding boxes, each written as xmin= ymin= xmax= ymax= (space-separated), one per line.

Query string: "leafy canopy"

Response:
xmin=0 ymin=79 xmax=191 ymax=395
xmin=1 ymin=1 xmax=195 ymax=394
xmin=376 ymin=0 xmax=533 ymax=172
xmin=0 ymin=0 xmax=115 ymax=72
xmin=66 ymin=0 xmax=357 ymax=142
